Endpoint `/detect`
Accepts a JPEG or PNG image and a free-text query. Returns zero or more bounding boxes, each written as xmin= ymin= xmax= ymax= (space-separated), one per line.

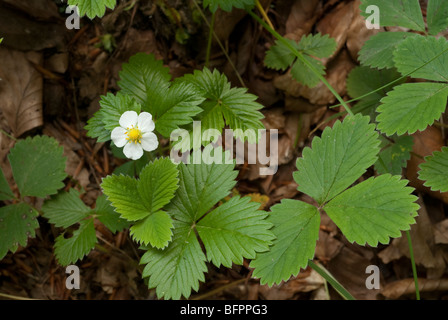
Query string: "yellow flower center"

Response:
xmin=126 ymin=126 xmax=142 ymax=144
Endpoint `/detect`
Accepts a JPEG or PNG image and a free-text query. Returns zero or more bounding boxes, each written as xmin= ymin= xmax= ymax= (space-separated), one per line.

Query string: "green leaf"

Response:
xmin=427 ymin=0 xmax=448 ymax=35
xmin=264 ymin=33 xmax=337 ymax=88
xmin=376 ymin=82 xmax=448 ymax=136
xmin=179 ymin=68 xmax=265 ymax=143
xmin=418 ymin=146 xmax=448 ymax=192
xmin=264 ymin=38 xmax=300 ymax=71
xmin=42 ymin=189 xmax=91 ymax=228
xmin=166 ymin=158 xmax=237 ymax=223
xmin=358 ymin=32 xmax=417 ymax=70
xmin=8 ymin=136 xmax=67 ymax=198
xmin=375 ymin=135 xmax=413 ymax=175
xmin=0 ymin=168 xmax=14 ymax=201
xmin=250 ymin=199 xmax=320 ymax=286
xmin=290 ymin=54 xmax=325 ymax=88
xmin=54 ymin=218 xmax=98 ymax=266
xmin=347 ymin=66 xmax=405 ymax=118
xmin=196 ymin=196 xmax=274 ymax=268
xmin=85 ymin=111 xmax=111 ymax=142
xmin=325 ymin=174 xmax=419 ymax=246
xmin=203 ymin=0 xmax=254 ymax=12
xmin=97 ymin=92 xmax=141 ymax=131
xmin=137 ymin=158 xmax=179 ymax=215
xmin=294 ymin=114 xmax=380 ymax=205
xmin=141 ymin=220 xmax=207 ymax=300
xmin=101 ymin=174 xmax=149 ymax=221
xmin=153 ymin=82 xmax=204 ymax=138
xmin=393 ymin=35 xmax=448 ymax=82
xmin=68 ymin=0 xmax=116 ymax=19
xmin=0 ymin=203 xmax=39 ymax=260
xmin=360 ymin=0 xmax=425 ymax=31
xmin=118 ymin=53 xmax=171 ymax=111
xmin=102 ymin=158 xmax=178 ymax=248
xmin=297 ymin=33 xmax=338 ymax=58
xmin=95 ymin=195 xmax=129 ymax=233
xmin=130 ymin=211 xmax=173 ymax=249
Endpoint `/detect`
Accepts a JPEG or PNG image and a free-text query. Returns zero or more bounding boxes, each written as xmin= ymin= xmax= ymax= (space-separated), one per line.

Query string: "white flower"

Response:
xmin=111 ymin=111 xmax=158 ymax=160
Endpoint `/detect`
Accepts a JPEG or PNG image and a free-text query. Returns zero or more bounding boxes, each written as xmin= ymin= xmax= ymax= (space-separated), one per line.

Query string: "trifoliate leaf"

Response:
xmin=297 ymin=33 xmax=338 ymax=58
xmin=85 ymin=112 xmax=110 ymax=142
xmin=294 ymin=114 xmax=380 ymax=205
xmin=118 ymin=53 xmax=171 ymax=110
xmin=419 ymin=146 xmax=448 ymax=192
xmin=264 ymin=38 xmax=300 ymax=71
xmin=290 ymin=54 xmax=325 ymax=88
xmin=8 ymin=136 xmax=67 ymax=198
xmin=68 ymin=0 xmax=116 ymax=19
xmin=376 ymin=82 xmax=448 ymax=136
xmin=375 ymin=135 xmax=413 ymax=175
xmin=264 ymin=33 xmax=337 ymax=88
xmin=101 ymin=174 xmax=149 ymax=221
xmin=358 ymin=32 xmax=417 ymax=70
xmin=427 ymin=0 xmax=448 ymax=35
xmin=141 ymin=220 xmax=207 ymax=300
xmin=97 ymin=92 xmax=141 ymax=131
xmin=178 ymin=68 xmax=265 ymax=143
xmin=130 ymin=211 xmax=173 ymax=249
xmin=102 ymin=158 xmax=178 ymax=248
xmin=54 ymin=218 xmax=98 ymax=266
xmin=359 ymin=0 xmax=425 ymax=31
xmin=94 ymin=195 xmax=129 ymax=233
xmin=0 ymin=168 xmax=14 ymax=201
xmin=42 ymin=189 xmax=91 ymax=228
xmin=166 ymin=158 xmax=237 ymax=223
xmin=325 ymin=174 xmax=419 ymax=246
xmin=196 ymin=196 xmax=274 ymax=268
xmin=359 ymin=33 xmax=408 ymax=70
xmin=393 ymin=35 xmax=448 ymax=82
xmin=0 ymin=203 xmax=39 ymax=260
xmin=203 ymin=0 xmax=254 ymax=12
xmin=250 ymin=199 xmax=320 ymax=286
xmin=346 ymin=66 xmax=405 ymax=118
xmin=153 ymin=82 xmax=204 ymax=138
xmin=137 ymin=157 xmax=178 ymax=213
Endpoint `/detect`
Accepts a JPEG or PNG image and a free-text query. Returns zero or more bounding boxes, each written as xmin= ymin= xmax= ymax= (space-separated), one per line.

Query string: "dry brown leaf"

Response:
xmin=406 ymin=126 xmax=448 ymax=204
xmin=316 ymin=1 xmax=355 ymax=61
xmin=0 ymin=48 xmax=43 ymax=137
xmin=285 ymin=0 xmax=321 ymax=39
xmin=381 ymin=278 xmax=448 ymax=299
xmin=2 ymin=0 xmax=60 ymax=20
xmin=434 ymin=220 xmax=448 ymax=244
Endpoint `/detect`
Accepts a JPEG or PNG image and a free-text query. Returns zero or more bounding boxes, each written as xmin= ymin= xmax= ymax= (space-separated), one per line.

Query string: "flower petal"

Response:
xmin=119 ymin=111 xmax=138 ymax=129
xmin=138 ymin=112 xmax=155 ymax=132
xmin=141 ymin=132 xmax=159 ymax=152
xmin=123 ymin=142 xmax=144 ymax=160
xmin=111 ymin=127 xmax=128 ymax=147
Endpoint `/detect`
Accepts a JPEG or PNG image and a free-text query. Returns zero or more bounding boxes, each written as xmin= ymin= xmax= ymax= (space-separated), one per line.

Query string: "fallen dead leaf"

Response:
xmin=381 ymin=278 xmax=448 ymax=299
xmin=0 ymin=48 xmax=43 ymax=137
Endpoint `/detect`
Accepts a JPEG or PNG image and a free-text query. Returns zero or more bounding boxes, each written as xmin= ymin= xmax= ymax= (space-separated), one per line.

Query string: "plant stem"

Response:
xmin=0 ymin=292 xmax=38 ymax=300
xmin=254 ymin=0 xmax=274 ymax=30
xmin=205 ymin=11 xmax=216 ymax=68
xmin=0 ymin=128 xmax=16 ymax=141
xmin=247 ymin=10 xmax=354 ymax=117
xmin=308 ymin=260 xmax=355 ymax=300
xmin=192 ymin=0 xmax=246 ymax=87
xmin=406 ymin=230 xmax=421 ymax=300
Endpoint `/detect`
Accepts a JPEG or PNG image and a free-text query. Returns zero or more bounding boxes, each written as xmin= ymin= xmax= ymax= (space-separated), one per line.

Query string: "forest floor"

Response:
xmin=0 ymin=0 xmax=448 ymax=300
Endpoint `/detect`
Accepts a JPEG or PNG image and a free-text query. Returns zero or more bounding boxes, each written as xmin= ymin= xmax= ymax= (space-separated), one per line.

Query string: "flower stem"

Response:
xmin=254 ymin=0 xmax=274 ymax=30
xmin=406 ymin=230 xmax=421 ymax=300
xmin=308 ymin=260 xmax=356 ymax=300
